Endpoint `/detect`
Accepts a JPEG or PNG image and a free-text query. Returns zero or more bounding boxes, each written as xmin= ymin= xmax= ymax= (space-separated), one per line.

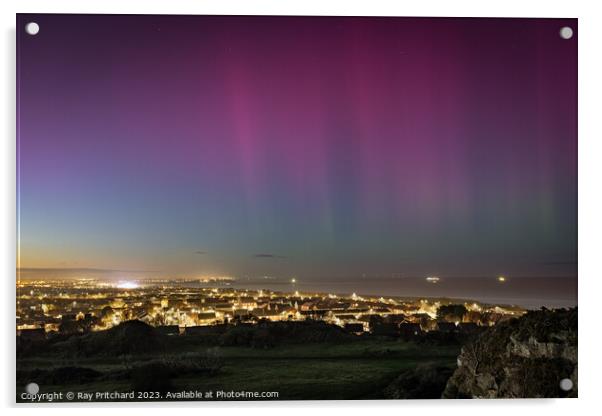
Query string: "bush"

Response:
xmin=513 ymin=357 xmax=574 ymax=398
xmin=56 ymin=320 xmax=166 ymax=358
xmin=384 ymin=364 xmax=454 ymax=399
xmin=514 ymin=308 xmax=577 ymax=345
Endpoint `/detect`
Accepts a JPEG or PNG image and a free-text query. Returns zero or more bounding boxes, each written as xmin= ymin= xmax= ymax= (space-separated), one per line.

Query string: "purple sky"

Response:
xmin=17 ymin=15 xmax=577 ymax=284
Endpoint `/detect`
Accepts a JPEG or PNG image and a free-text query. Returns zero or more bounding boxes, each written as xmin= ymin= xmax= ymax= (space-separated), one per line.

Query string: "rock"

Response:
xmin=443 ymin=308 xmax=577 ymax=398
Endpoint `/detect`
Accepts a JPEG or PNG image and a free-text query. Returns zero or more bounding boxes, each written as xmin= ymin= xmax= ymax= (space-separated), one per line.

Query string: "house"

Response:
xmin=252 ymin=308 xmax=285 ymax=321
xmin=213 ymin=303 xmax=236 ymax=312
xmin=232 ymin=309 xmax=251 ymax=318
xmin=405 ymin=313 xmax=433 ymax=328
xmin=300 ymin=302 xmax=316 ymax=311
xmin=196 ymin=311 xmax=217 ymax=324
xmin=237 ymin=297 xmax=257 ymax=309
xmin=299 ymin=309 xmax=328 ymax=319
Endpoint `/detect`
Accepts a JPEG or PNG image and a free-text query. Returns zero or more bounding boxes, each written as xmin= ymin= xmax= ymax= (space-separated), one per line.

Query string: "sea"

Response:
xmin=18 ymin=268 xmax=577 ymax=310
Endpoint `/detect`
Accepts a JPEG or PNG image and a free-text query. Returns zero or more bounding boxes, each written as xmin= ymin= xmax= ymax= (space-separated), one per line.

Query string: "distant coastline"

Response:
xmin=16 ymin=270 xmax=576 ymax=310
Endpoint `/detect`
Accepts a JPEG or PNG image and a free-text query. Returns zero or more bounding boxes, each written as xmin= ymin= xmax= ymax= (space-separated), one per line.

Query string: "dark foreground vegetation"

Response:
xmin=16 ymin=308 xmax=577 ymax=401
xmin=17 ymin=319 xmax=463 ymax=401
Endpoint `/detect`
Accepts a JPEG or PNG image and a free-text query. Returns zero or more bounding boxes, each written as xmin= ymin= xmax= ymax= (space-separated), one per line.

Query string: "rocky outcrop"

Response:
xmin=443 ymin=308 xmax=577 ymax=398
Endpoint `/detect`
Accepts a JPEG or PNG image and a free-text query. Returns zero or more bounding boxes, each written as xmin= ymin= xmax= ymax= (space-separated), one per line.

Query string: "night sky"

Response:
xmin=17 ymin=15 xmax=577 ymax=282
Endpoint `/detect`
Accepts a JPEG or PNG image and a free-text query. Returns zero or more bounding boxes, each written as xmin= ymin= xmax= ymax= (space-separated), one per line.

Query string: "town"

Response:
xmin=16 ymin=278 xmax=526 ymax=340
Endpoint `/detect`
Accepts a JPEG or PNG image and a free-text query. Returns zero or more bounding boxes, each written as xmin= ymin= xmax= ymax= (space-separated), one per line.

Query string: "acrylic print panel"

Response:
xmin=16 ymin=14 xmax=577 ymax=402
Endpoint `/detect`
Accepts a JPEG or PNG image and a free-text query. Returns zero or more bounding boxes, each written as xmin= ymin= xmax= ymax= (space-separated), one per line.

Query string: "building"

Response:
xmin=196 ymin=311 xmax=217 ymax=325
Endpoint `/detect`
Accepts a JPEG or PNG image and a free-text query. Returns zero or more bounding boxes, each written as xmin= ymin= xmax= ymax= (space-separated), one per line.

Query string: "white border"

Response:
xmin=2 ymin=1 xmax=601 ymax=415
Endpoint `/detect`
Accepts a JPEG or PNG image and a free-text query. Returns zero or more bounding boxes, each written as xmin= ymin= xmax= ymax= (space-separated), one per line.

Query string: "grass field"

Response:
xmin=17 ymin=338 xmax=460 ymax=401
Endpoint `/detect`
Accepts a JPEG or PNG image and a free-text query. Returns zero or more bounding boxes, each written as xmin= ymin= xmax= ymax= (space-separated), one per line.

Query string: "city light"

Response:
xmin=17 ymin=278 xmax=527 ymax=334
xmin=116 ymin=281 xmax=139 ymax=289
